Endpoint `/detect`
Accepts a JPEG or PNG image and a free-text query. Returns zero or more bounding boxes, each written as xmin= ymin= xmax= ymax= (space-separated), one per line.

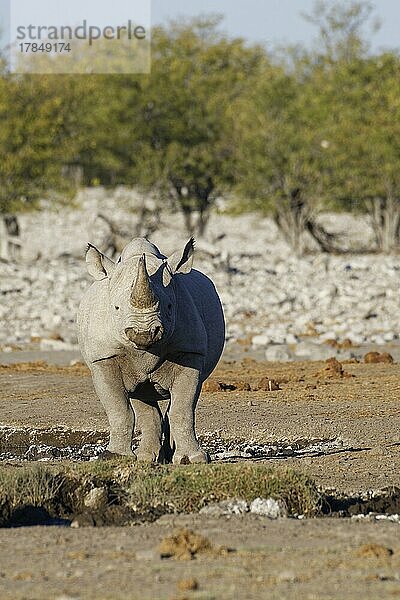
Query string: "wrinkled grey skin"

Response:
xmin=77 ymin=237 xmax=225 ymax=464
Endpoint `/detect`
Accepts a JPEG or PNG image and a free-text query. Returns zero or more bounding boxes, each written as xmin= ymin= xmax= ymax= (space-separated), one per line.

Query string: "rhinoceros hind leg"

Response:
xmin=169 ymin=364 xmax=207 ymax=465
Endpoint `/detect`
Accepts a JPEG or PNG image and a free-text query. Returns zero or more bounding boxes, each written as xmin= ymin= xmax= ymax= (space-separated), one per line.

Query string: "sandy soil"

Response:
xmin=0 ymin=357 xmax=399 ymax=493
xmin=0 ymin=515 xmax=399 ymax=600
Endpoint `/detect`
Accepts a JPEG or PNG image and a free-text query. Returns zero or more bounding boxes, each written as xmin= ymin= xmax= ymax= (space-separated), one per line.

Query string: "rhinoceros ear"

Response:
xmin=85 ymin=244 xmax=115 ymax=280
xmin=163 ymin=238 xmax=195 ymax=286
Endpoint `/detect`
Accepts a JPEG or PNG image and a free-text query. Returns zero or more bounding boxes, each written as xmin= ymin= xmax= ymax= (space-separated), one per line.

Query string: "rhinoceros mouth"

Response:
xmin=125 ymin=324 xmax=164 ymax=348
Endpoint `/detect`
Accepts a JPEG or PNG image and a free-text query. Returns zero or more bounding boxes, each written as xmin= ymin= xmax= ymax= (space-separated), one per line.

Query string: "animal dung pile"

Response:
xmin=202 ymin=379 xmax=247 ymax=392
xmin=316 ymin=357 xmax=354 ymax=379
xmin=158 ymin=528 xmax=230 ymax=561
xmin=253 ymin=377 xmax=281 ymax=391
xmin=363 ymin=352 xmax=394 ymax=364
xmin=202 ymin=377 xmax=280 ymax=392
xmin=177 ymin=578 xmax=199 ymax=592
xmin=355 ymin=543 xmax=394 ymax=559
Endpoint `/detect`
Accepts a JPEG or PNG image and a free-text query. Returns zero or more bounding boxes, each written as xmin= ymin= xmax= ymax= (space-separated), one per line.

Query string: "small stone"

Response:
xmin=252 ymin=334 xmax=271 ymax=347
xmin=199 ymin=499 xmax=249 ymax=517
xmin=69 ymin=359 xmax=85 ymax=367
xmin=265 ymin=345 xmax=292 ymax=362
xmin=276 ymin=570 xmax=297 ymax=583
xmin=250 ymin=497 xmax=287 ymax=519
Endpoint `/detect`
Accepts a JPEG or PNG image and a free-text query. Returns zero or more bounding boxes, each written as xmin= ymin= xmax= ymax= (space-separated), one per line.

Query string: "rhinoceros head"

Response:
xmin=85 ymin=239 xmax=195 ymax=350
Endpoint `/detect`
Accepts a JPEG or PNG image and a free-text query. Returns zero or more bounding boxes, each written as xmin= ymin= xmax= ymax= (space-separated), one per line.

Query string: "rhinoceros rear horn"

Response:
xmin=130 ymin=254 xmax=158 ymax=309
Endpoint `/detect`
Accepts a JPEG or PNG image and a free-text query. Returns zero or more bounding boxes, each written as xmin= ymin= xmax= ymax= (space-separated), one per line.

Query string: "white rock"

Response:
xmin=1 ymin=202 xmax=400 ymax=350
xmin=384 ymin=332 xmax=396 ymax=342
xmin=252 ymin=334 xmax=271 ymax=347
xmin=199 ymin=499 xmax=249 ymax=516
xmin=294 ymin=341 xmax=334 ymax=360
xmin=318 ymin=331 xmax=337 ymax=342
xmin=371 ymin=335 xmax=385 ymax=345
xmin=265 ymin=345 xmax=292 ymax=362
xmin=285 ymin=333 xmax=298 ymax=345
xmin=39 ymin=339 xmax=78 ymax=351
xmin=250 ymin=497 xmax=287 ymax=518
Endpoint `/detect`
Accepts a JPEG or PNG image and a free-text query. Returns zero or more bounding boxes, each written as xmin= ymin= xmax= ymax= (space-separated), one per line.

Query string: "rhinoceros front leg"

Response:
xmin=130 ymin=398 xmax=162 ymax=463
xmin=169 ymin=365 xmax=210 ymax=465
xmin=91 ymin=362 xmax=135 ymax=457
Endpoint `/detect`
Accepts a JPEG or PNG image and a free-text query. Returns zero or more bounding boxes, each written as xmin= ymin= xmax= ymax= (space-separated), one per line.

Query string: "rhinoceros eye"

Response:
xmin=114 ymin=306 xmax=120 ymax=311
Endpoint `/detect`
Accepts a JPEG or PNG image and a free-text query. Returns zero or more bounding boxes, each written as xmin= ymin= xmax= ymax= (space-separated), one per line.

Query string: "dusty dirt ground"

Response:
xmin=0 ymin=355 xmax=400 ymax=599
xmin=0 ymin=356 xmax=399 ymax=493
xmin=0 ymin=515 xmax=399 ymax=600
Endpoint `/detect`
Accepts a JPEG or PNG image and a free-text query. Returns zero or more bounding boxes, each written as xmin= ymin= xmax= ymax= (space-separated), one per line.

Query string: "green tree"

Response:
xmin=0 ymin=73 xmax=96 ymax=214
xmin=233 ymin=54 xmax=338 ymax=254
xmin=299 ymin=1 xmax=400 ymax=251
xmin=302 ymin=0 xmax=380 ymax=63
xmin=234 ymin=0 xmax=399 ymax=254
xmin=128 ymin=18 xmax=266 ymax=235
xmin=319 ymin=52 xmax=400 ymax=251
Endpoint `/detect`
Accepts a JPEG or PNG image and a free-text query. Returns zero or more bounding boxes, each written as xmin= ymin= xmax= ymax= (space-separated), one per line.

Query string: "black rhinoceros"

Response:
xmin=77 ymin=237 xmax=225 ymax=463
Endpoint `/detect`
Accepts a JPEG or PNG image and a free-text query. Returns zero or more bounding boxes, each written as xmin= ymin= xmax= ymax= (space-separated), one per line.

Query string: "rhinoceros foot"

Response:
xmin=173 ymin=449 xmax=211 ymax=465
xmin=98 ymin=449 xmax=137 ymax=461
xmin=135 ymin=449 xmax=160 ymax=463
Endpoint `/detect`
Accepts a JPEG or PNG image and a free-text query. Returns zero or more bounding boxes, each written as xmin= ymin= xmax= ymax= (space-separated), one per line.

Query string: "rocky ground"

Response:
xmin=1 ymin=189 xmax=400 ymax=360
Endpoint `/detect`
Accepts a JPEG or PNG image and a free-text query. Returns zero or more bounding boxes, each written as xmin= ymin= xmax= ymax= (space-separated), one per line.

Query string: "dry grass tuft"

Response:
xmin=126 ymin=463 xmax=321 ymax=516
xmin=0 ymin=461 xmax=321 ymax=526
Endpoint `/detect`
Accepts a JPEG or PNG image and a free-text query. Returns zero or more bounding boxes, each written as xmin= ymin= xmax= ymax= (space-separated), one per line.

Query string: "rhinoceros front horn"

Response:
xmin=130 ymin=254 xmax=158 ymax=309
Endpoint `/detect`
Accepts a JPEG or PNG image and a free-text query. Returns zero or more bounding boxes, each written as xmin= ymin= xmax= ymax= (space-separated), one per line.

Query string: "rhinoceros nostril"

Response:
xmin=125 ymin=327 xmax=138 ymax=340
xmin=125 ymin=325 xmax=163 ymax=346
xmin=151 ymin=325 xmax=164 ymax=339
